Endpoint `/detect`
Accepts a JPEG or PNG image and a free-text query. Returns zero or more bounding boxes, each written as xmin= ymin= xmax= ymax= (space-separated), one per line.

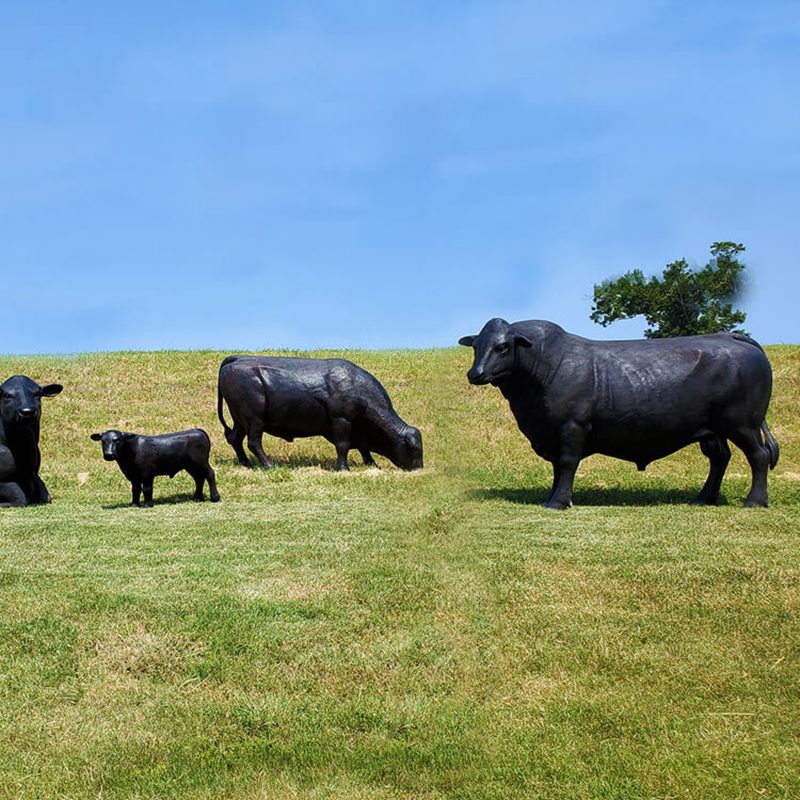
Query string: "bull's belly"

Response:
xmin=586 ymin=426 xmax=707 ymax=467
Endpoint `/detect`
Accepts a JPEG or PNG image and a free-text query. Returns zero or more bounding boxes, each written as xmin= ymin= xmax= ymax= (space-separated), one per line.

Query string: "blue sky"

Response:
xmin=2 ymin=1 xmax=799 ymax=352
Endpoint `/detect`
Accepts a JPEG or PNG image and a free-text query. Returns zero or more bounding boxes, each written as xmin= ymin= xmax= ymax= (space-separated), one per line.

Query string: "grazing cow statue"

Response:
xmin=217 ymin=355 xmax=423 ymax=471
xmin=0 ymin=375 xmax=63 ymax=507
xmin=90 ymin=428 xmax=221 ymax=507
xmin=459 ymin=318 xmax=779 ymax=509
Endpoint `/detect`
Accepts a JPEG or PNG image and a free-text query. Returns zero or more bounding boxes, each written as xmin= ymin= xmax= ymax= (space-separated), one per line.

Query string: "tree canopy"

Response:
xmin=590 ymin=242 xmax=748 ymax=338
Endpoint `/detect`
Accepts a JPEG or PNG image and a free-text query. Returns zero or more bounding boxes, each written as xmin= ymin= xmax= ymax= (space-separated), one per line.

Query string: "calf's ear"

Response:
xmin=40 ymin=384 xmax=63 ymax=397
xmin=514 ymin=333 xmax=532 ymax=348
xmin=458 ymin=335 xmax=476 ymax=347
xmin=90 ymin=433 xmax=102 ymax=441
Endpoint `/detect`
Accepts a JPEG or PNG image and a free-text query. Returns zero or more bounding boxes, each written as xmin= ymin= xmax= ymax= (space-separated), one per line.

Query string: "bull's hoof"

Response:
xmin=210 ymin=494 xmax=221 ymax=503
xmin=743 ymin=497 xmax=768 ymax=508
xmin=543 ymin=499 xmax=572 ymax=510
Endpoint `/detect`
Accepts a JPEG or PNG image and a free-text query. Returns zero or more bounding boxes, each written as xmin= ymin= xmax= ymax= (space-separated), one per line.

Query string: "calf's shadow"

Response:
xmin=102 ymin=492 xmax=215 ymax=510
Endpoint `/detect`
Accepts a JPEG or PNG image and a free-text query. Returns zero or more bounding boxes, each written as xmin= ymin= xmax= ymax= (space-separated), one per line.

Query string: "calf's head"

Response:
xmin=458 ymin=318 xmax=531 ymax=385
xmin=0 ymin=375 xmax=63 ymax=432
xmin=90 ymin=430 xmax=135 ymax=461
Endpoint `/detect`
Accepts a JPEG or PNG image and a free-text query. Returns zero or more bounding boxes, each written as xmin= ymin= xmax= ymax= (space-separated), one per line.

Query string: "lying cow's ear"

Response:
xmin=39 ymin=384 xmax=63 ymax=397
xmin=514 ymin=333 xmax=532 ymax=348
xmin=122 ymin=432 xmax=137 ymax=440
xmin=458 ymin=335 xmax=476 ymax=347
xmin=90 ymin=433 xmax=102 ymax=441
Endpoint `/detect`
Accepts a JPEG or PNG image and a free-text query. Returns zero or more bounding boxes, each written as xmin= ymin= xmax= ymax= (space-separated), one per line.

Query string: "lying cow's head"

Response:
xmin=90 ymin=430 xmax=135 ymax=461
xmin=394 ymin=425 xmax=423 ymax=471
xmin=458 ymin=318 xmax=531 ymax=385
xmin=0 ymin=375 xmax=63 ymax=431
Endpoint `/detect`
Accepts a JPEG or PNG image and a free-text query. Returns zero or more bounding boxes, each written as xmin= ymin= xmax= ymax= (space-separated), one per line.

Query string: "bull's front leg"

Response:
xmin=330 ymin=418 xmax=352 ymax=471
xmin=131 ymin=481 xmax=142 ymax=507
xmin=544 ymin=421 xmax=586 ymax=510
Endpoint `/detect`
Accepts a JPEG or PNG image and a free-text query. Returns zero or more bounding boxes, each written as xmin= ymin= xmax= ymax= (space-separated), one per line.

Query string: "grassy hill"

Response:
xmin=1 ymin=346 xmax=798 ymax=799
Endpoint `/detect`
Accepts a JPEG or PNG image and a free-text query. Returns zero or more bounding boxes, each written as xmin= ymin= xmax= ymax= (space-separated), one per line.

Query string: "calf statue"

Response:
xmin=217 ymin=355 xmax=423 ymax=471
xmin=459 ymin=318 xmax=779 ymax=509
xmin=0 ymin=375 xmax=63 ymax=506
xmin=91 ymin=428 xmax=221 ymax=507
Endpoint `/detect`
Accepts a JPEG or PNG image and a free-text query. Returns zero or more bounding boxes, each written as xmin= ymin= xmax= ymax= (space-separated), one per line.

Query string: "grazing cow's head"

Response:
xmin=90 ymin=430 xmax=135 ymax=461
xmin=0 ymin=375 xmax=63 ymax=431
xmin=458 ymin=318 xmax=531 ymax=385
xmin=394 ymin=425 xmax=423 ymax=471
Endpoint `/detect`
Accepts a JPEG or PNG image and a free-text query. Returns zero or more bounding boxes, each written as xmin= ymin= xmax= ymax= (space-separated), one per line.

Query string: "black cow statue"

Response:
xmin=459 ymin=318 xmax=779 ymax=509
xmin=217 ymin=355 xmax=423 ymax=471
xmin=0 ymin=375 xmax=63 ymax=507
xmin=90 ymin=428 xmax=221 ymax=507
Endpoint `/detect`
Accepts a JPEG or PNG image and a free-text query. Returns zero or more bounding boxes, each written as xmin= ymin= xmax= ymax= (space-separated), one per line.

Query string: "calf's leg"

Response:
xmin=694 ymin=434 xmax=731 ymax=505
xmin=142 ymin=480 xmax=155 ymax=508
xmin=206 ymin=465 xmax=221 ymax=502
xmin=131 ymin=481 xmax=142 ymax=507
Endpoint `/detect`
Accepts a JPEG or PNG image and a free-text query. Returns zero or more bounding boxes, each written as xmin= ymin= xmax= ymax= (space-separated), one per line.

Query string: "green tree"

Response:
xmin=590 ymin=242 xmax=748 ymax=338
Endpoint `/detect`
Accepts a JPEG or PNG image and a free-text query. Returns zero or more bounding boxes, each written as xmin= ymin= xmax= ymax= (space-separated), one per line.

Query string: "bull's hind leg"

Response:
xmin=729 ymin=425 xmax=771 ymax=507
xmin=694 ymin=434 xmax=731 ymax=505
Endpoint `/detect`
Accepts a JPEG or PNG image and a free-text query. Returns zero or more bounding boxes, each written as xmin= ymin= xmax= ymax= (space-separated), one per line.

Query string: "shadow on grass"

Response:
xmin=102 ymin=493 xmax=219 ymax=510
xmin=216 ymin=453 xmax=367 ymax=471
xmin=471 ymin=485 xmax=728 ymax=507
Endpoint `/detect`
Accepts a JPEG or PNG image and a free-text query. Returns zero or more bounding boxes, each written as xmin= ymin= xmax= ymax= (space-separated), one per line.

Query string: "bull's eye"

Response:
xmin=495 ymin=343 xmax=510 ymax=354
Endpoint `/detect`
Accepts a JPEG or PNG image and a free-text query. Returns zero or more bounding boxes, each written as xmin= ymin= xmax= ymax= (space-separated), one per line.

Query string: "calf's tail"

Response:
xmin=762 ymin=419 xmax=779 ymax=470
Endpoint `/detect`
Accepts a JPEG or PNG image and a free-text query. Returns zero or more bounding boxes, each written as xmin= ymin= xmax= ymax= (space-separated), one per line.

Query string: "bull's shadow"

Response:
xmin=471 ymin=485 xmax=727 ymax=507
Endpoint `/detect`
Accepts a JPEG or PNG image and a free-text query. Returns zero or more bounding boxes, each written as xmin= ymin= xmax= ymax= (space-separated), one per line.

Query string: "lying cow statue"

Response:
xmin=90 ymin=428 xmax=221 ymax=507
xmin=0 ymin=375 xmax=63 ymax=507
xmin=459 ymin=318 xmax=779 ymax=509
xmin=217 ymin=355 xmax=423 ymax=471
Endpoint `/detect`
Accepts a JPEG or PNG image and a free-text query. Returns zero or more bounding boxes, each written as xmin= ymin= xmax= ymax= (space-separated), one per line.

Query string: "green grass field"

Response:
xmin=1 ymin=347 xmax=798 ymax=799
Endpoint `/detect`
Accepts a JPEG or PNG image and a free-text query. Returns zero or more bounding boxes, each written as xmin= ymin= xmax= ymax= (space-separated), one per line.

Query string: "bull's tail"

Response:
xmin=217 ymin=357 xmax=239 ymax=442
xmin=762 ymin=419 xmax=780 ymax=470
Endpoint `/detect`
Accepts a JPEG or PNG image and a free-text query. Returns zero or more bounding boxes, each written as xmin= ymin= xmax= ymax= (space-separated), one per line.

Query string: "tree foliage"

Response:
xmin=590 ymin=242 xmax=748 ymax=338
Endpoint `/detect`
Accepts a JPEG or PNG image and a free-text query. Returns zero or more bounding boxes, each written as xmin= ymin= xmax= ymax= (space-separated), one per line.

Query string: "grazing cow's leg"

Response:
xmin=228 ymin=425 xmax=250 ymax=467
xmin=142 ymin=480 xmax=155 ymax=508
xmin=729 ymin=426 xmax=771 ymax=507
xmin=545 ymin=421 xmax=585 ymax=510
xmin=694 ymin=435 xmax=731 ymax=505
xmin=0 ymin=481 xmax=27 ymax=507
xmin=360 ymin=449 xmax=376 ymax=467
xmin=131 ymin=481 xmax=142 ymax=507
xmin=330 ymin=418 xmax=352 ymax=471
xmin=246 ymin=424 xmax=273 ymax=468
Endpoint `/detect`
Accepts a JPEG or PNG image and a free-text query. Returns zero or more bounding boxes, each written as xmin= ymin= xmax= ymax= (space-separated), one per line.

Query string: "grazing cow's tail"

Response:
xmin=762 ymin=419 xmax=780 ymax=470
xmin=217 ymin=357 xmax=239 ymax=440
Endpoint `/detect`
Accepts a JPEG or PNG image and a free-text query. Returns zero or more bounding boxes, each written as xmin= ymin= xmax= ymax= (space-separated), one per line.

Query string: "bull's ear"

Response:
xmin=122 ymin=432 xmax=137 ymax=440
xmin=514 ymin=333 xmax=532 ymax=348
xmin=90 ymin=433 xmax=102 ymax=441
xmin=40 ymin=384 xmax=63 ymax=397
xmin=458 ymin=335 xmax=476 ymax=347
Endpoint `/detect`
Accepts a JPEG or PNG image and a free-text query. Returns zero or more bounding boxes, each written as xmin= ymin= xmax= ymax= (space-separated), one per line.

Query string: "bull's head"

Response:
xmin=0 ymin=375 xmax=63 ymax=432
xmin=458 ymin=318 xmax=531 ymax=385
xmin=90 ymin=430 xmax=135 ymax=461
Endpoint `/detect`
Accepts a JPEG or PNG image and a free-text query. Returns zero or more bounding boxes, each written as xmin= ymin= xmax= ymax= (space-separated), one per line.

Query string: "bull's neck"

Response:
xmin=497 ymin=327 xmax=563 ymax=399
